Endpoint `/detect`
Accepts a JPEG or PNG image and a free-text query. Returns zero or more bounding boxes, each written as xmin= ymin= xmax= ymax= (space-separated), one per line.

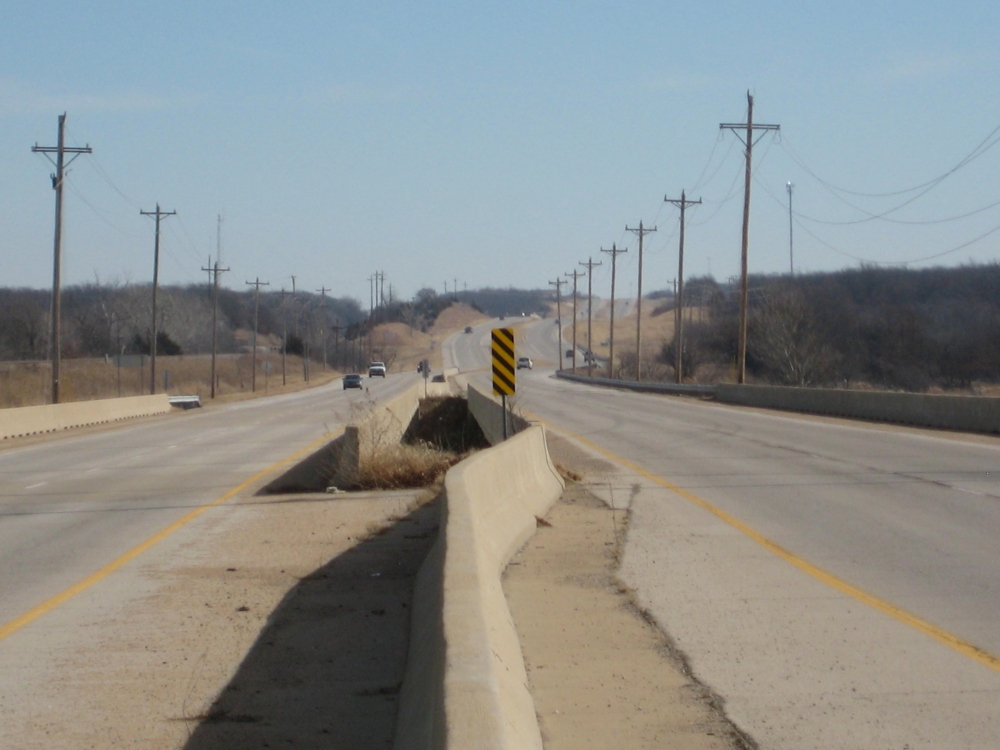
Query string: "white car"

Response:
xmin=516 ymin=357 xmax=533 ymax=370
xmin=368 ymin=361 xmax=386 ymax=377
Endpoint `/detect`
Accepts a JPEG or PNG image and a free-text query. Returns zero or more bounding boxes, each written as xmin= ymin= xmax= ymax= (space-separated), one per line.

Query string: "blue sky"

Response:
xmin=3 ymin=2 xmax=1000 ymax=302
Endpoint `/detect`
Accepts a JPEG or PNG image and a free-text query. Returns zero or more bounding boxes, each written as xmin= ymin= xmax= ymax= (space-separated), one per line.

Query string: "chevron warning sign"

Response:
xmin=492 ymin=327 xmax=516 ymax=396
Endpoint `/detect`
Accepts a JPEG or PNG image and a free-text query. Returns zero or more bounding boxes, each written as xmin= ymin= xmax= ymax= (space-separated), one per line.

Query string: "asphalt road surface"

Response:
xmin=0 ymin=374 xmax=416 ymax=644
xmin=450 ymin=319 xmax=1000 ymax=749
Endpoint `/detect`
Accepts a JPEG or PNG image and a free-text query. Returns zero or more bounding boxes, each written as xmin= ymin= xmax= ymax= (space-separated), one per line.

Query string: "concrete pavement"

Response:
xmin=443 ymin=319 xmax=1000 ymax=748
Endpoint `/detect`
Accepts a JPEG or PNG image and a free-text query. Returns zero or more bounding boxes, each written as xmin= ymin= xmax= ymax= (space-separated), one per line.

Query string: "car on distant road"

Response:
xmin=565 ymin=349 xmax=574 ymax=358
xmin=342 ymin=374 xmax=363 ymax=390
xmin=517 ymin=357 xmax=533 ymax=370
xmin=368 ymin=361 xmax=386 ymax=377
xmin=464 ymin=326 xmax=473 ymax=333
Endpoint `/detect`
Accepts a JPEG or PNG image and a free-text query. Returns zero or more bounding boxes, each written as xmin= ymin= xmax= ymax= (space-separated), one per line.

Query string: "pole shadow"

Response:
xmin=179 ymin=497 xmax=439 ymax=750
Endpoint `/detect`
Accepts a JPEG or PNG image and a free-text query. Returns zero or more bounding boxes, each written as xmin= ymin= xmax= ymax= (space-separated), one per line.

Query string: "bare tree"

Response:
xmin=749 ymin=288 xmax=838 ymax=386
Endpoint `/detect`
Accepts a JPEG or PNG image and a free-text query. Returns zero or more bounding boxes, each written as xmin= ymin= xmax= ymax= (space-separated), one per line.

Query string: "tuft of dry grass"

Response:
xmin=357 ymin=442 xmax=467 ymax=490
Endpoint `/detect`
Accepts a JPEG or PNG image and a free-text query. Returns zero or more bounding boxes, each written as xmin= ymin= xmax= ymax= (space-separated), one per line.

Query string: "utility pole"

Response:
xmin=625 ymin=221 xmax=656 ymax=381
xmin=290 ymin=275 xmax=298 ymax=339
xmin=368 ymin=274 xmax=375 ymax=323
xmin=246 ymin=278 xmax=270 ymax=392
xmin=721 ymin=92 xmax=780 ymax=383
xmin=331 ymin=320 xmax=342 ymax=371
xmin=600 ymin=243 xmax=627 ymax=380
xmin=787 ymin=181 xmax=794 ymax=275
xmin=201 ymin=256 xmax=229 ymax=398
xmin=579 ymin=258 xmax=602 ymax=377
xmin=565 ymin=270 xmax=585 ymax=372
xmin=548 ymin=278 xmax=566 ymax=371
xmin=664 ymin=191 xmax=702 ymax=383
xmin=280 ymin=288 xmax=289 ymax=386
xmin=316 ymin=286 xmax=330 ymax=370
xmin=32 ymin=113 xmax=91 ymax=404
xmin=140 ymin=204 xmax=177 ymax=394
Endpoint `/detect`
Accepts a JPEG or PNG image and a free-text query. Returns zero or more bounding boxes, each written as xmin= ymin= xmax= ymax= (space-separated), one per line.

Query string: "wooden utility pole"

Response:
xmin=316 ymin=286 xmax=330 ymax=370
xmin=331 ymin=321 xmax=342 ymax=371
xmin=548 ymin=278 xmax=566 ymax=371
xmin=625 ymin=221 xmax=656 ymax=381
xmin=32 ymin=113 xmax=91 ymax=404
xmin=664 ymin=191 xmax=702 ymax=383
xmin=201 ymin=256 xmax=229 ymax=398
xmin=280 ymin=288 xmax=289 ymax=386
xmin=721 ymin=92 xmax=780 ymax=383
xmin=246 ymin=278 xmax=270 ymax=392
xmin=579 ymin=258 xmax=602 ymax=377
xmin=600 ymin=243 xmax=628 ymax=379
xmin=140 ymin=204 xmax=177 ymax=394
xmin=565 ymin=270 xmax=585 ymax=372
xmin=787 ymin=181 xmax=794 ymax=275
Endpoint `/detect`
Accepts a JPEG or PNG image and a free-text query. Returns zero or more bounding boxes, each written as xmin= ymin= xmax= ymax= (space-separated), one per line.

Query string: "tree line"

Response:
xmin=0 ymin=281 xmax=365 ymax=362
xmin=661 ymin=263 xmax=1000 ymax=391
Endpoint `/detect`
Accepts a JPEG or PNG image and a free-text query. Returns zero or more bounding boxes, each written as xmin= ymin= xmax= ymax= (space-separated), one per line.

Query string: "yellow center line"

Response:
xmin=0 ymin=428 xmax=344 ymax=643
xmin=530 ymin=411 xmax=1000 ymax=676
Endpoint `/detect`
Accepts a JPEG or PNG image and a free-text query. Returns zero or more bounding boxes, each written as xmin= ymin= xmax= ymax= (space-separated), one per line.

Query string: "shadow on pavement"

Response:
xmin=180 ymin=497 xmax=439 ymax=750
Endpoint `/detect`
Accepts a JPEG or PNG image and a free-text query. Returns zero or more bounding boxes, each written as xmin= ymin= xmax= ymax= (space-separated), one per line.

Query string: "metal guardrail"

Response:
xmin=167 ymin=395 xmax=202 ymax=409
xmin=555 ymin=370 xmax=716 ymax=396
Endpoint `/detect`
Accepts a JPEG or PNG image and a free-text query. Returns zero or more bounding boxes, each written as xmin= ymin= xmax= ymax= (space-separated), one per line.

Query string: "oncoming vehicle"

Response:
xmin=368 ymin=361 xmax=387 ymax=377
xmin=464 ymin=326 xmax=473 ymax=334
xmin=342 ymin=373 xmax=363 ymax=390
xmin=517 ymin=357 xmax=533 ymax=370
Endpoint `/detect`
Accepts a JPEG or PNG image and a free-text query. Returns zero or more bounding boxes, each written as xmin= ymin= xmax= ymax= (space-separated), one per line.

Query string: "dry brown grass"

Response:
xmin=357 ymin=441 xmax=464 ymax=490
xmin=0 ymin=352 xmax=339 ymax=409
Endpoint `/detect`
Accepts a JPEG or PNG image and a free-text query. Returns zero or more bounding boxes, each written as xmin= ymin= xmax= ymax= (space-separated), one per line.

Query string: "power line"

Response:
xmin=753 ymin=172 xmax=1000 ymax=266
xmin=780 ymin=122 xmax=1000 ymax=199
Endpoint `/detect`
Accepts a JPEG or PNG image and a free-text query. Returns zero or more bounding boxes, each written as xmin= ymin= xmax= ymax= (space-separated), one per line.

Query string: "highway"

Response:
xmin=0 ymin=374 xmax=417 ymax=643
xmin=452 ymin=317 xmax=1000 ymax=749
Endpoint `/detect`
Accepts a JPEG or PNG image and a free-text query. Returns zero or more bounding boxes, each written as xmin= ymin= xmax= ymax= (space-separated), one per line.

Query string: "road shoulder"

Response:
xmin=503 ymin=435 xmax=751 ymax=749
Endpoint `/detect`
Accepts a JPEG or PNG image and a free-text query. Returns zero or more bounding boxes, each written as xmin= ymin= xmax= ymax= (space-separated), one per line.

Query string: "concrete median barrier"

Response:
xmin=0 ymin=394 xmax=171 ymax=440
xmin=716 ymin=383 xmax=1000 ymax=434
xmin=394 ymin=425 xmax=565 ymax=750
xmin=466 ymin=383 xmax=530 ymax=446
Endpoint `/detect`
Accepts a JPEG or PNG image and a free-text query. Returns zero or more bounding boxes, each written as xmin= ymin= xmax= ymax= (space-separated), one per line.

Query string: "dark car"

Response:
xmin=465 ymin=326 xmax=473 ymax=334
xmin=565 ymin=349 xmax=574 ymax=358
xmin=342 ymin=374 xmax=363 ymax=390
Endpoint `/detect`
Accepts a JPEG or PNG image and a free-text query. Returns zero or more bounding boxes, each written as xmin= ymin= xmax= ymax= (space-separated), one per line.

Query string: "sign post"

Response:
xmin=491 ymin=327 xmax=516 ymax=440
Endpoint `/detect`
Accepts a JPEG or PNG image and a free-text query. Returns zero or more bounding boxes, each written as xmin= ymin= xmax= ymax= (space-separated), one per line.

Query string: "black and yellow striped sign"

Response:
xmin=492 ymin=327 xmax=516 ymax=396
